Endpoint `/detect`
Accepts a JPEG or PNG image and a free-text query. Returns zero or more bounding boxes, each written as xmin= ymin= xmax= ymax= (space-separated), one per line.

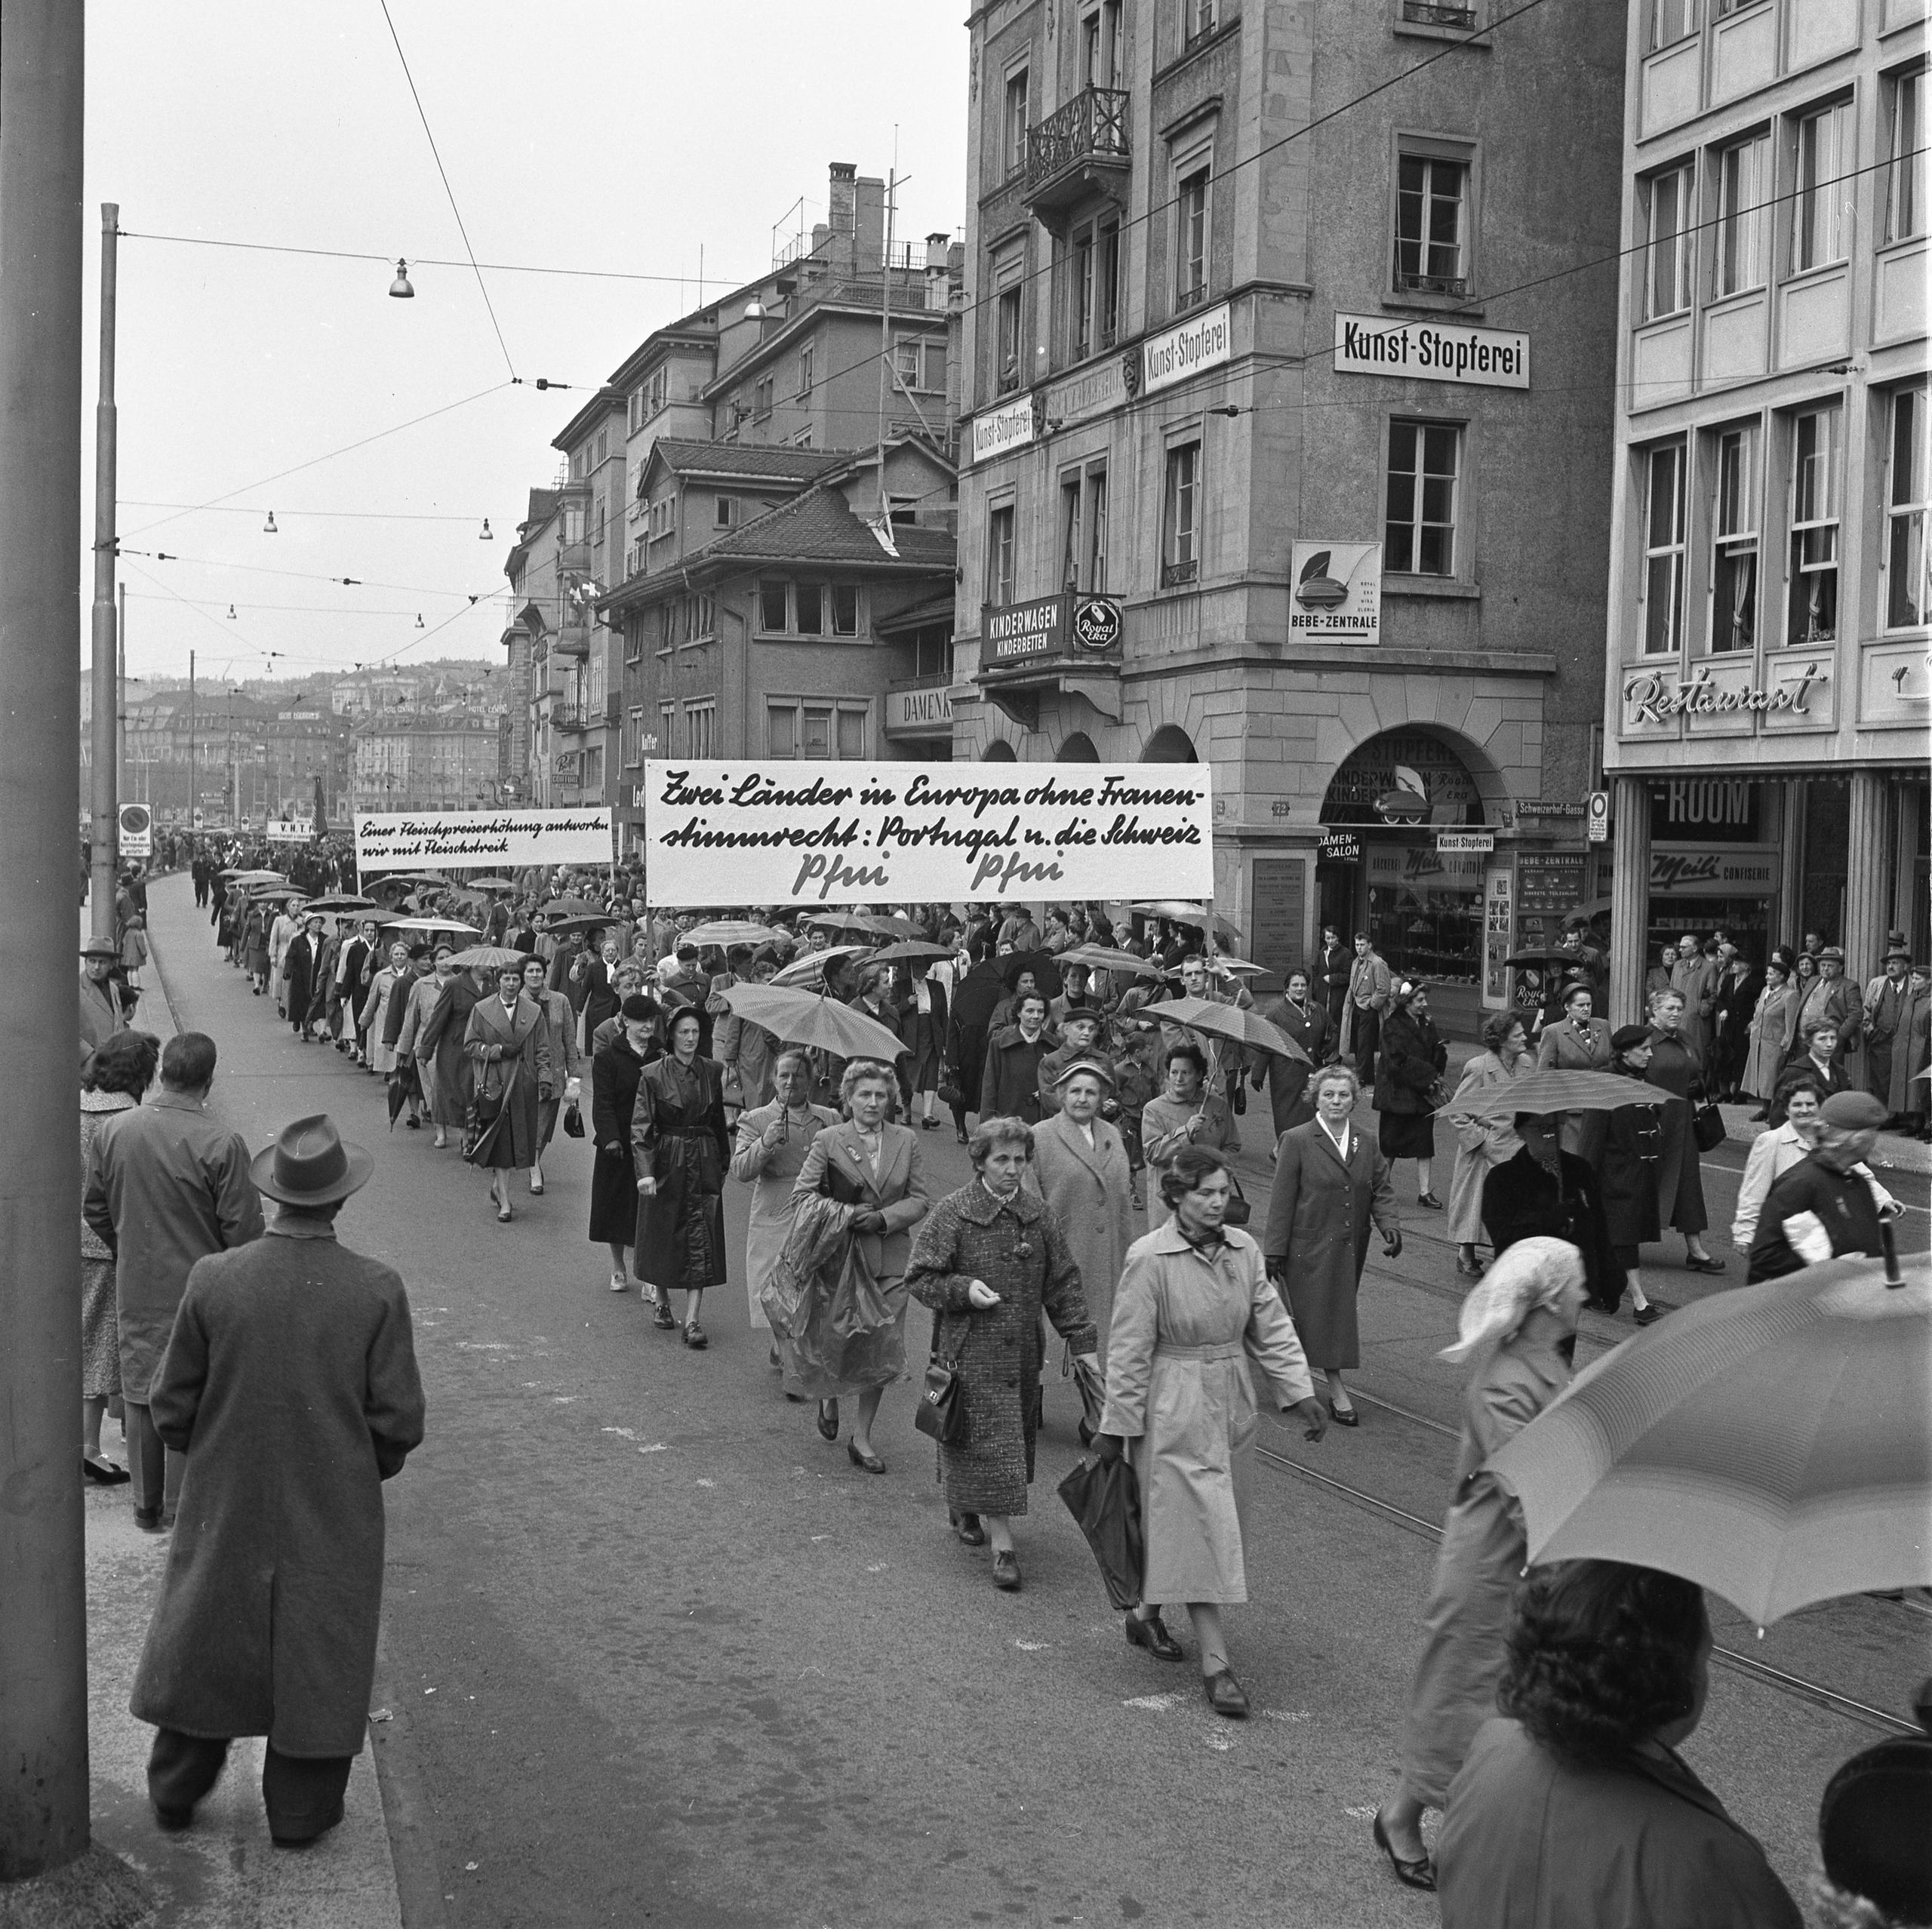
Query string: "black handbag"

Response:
xmin=561 ymin=1101 xmax=585 ymax=1139
xmin=915 ymin=1314 xmax=971 ymax=1448
xmin=1692 ymin=1100 xmax=1727 ymax=1152
xmin=1222 ymin=1173 xmax=1253 ymax=1228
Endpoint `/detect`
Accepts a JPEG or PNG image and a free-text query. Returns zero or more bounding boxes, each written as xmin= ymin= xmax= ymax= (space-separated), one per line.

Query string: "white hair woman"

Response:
xmin=1373 ymin=1236 xmax=1589 ymax=1893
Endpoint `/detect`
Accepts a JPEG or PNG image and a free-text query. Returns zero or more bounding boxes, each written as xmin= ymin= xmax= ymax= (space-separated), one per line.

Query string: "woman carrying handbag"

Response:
xmin=463 ymin=963 xmax=552 ymax=1223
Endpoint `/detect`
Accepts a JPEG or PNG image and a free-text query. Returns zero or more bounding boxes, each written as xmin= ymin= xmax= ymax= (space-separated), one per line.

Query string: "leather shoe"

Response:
xmin=847 ymin=1438 xmax=886 ymax=1475
xmin=1684 ymin=1254 xmax=1725 ymax=1274
xmin=817 ymin=1399 xmax=840 ymax=1442
xmin=952 ymin=1511 xmax=986 ymax=1546
xmin=992 ymin=1549 xmax=1022 ymax=1591
xmin=1417 ymin=1191 xmax=1444 ymax=1210
xmin=153 ymin=1802 xmax=194 ymax=1832
xmin=83 ymin=1454 xmax=131 ymax=1485
xmin=1327 ymin=1398 xmax=1360 ymax=1427
xmin=1373 ymin=1811 xmax=1436 ymax=1891
xmin=681 ymin=1321 xmax=708 ymax=1350
xmin=651 ymin=1295 xmax=677 ymax=1331
xmin=134 ymin=1506 xmax=165 ymax=1533
xmin=1632 ymin=1303 xmax=1665 ymax=1327
xmin=1125 ymin=1612 xmax=1184 ymax=1662
xmin=1203 ymin=1668 xmax=1250 ymax=1718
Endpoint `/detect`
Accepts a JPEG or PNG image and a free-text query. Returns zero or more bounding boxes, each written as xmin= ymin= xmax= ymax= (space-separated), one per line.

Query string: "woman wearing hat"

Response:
xmin=358 ymin=940 xmax=413 ymax=1082
xmin=1743 ymin=956 xmax=1802 ymax=1119
xmin=1374 ymin=1238 xmax=1588 ymax=1893
xmin=1644 ymin=989 xmax=1725 ymax=1276
xmin=1375 ymin=981 xmax=1448 ymax=1209
xmin=589 ymin=994 xmax=660 ymax=1294
xmin=1026 ymin=1058 xmax=1137 ymax=1421
xmin=1599 ymin=1025 xmax=1666 ymax=1324
xmin=1534 ymin=984 xmax=1612 ymax=1161
xmin=242 ymin=897 xmax=270 ymax=995
xmin=1814 ymin=1706 xmax=1932 ymax=1929
xmin=415 ymin=952 xmax=483 ymax=1149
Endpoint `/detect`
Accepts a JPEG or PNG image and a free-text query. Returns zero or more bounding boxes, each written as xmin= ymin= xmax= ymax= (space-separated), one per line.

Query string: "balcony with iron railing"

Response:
xmin=1024 ymin=87 xmax=1131 ymax=226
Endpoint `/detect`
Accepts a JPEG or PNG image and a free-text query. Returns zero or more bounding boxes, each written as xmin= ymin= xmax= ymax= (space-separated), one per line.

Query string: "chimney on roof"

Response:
xmin=925 ymin=232 xmax=951 ymax=311
xmin=828 ymin=162 xmax=857 ymax=238
xmin=855 ymin=174 xmax=886 ymax=267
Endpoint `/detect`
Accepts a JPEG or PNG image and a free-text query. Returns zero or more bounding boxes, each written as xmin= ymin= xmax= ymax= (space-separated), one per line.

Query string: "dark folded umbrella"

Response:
xmin=386 ymin=1060 xmax=420 ymax=1131
xmin=1057 ymin=1453 xmax=1145 ymax=1611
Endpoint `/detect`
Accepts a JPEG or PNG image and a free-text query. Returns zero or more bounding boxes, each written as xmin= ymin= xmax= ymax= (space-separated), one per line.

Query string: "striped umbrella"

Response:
xmin=1487 ymin=1253 xmax=1932 ymax=1626
xmin=681 ymin=919 xmax=788 ymax=950
xmin=1451 ymin=1066 xmax=1668 ymax=1120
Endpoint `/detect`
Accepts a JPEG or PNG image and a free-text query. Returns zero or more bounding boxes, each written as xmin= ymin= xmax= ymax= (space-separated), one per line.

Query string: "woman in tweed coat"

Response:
xmin=903 ymin=1117 xmax=1099 ymax=1592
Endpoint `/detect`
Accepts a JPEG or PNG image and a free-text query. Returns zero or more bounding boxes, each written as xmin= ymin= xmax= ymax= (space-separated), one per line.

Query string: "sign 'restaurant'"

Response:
xmin=642 ymin=760 xmax=1214 ymax=906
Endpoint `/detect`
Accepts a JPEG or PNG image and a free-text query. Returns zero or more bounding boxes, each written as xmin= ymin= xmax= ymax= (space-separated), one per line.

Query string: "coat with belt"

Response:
xmin=790 ymin=1118 xmax=929 ymax=1281
xmin=1400 ymin=1325 xmax=1571 ymax=1807
xmin=631 ymin=1054 xmax=732 ymax=1292
xmin=1863 ymin=974 xmax=1915 ymax=1109
xmin=462 ymin=991 xmax=552 ymax=1170
xmin=1097 ymin=1221 xmax=1314 ymax=1604
xmin=904 ymin=1179 xmax=1094 ymax=1517
xmin=1435 ymin=1720 xmax=1802 ymax=1929
xmin=129 ymin=1216 xmax=426 ymax=1758
xmin=1743 ymin=978 xmax=1801 ymax=1100
xmin=1024 ymin=1111 xmax=1137 ymax=1358
xmin=1644 ymin=1029 xmax=1709 ymax=1235
xmin=1262 ymin=1120 xmax=1399 ymax=1368
xmin=1248 ymin=994 xmax=1331 ymax=1138
xmin=83 ymin=1091 xmax=265 ymax=1401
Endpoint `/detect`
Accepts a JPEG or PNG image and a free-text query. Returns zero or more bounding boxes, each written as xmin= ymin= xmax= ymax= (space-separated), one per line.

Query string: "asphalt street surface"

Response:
xmin=146 ymin=875 xmax=1930 ymax=1928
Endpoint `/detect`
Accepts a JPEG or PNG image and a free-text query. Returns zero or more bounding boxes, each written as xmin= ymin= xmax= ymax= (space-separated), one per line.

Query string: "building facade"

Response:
xmin=954 ymin=0 xmax=1627 ymax=1029
xmin=1601 ymin=0 xmax=1928 ymax=1015
xmin=350 ymin=712 xmax=503 ymax=814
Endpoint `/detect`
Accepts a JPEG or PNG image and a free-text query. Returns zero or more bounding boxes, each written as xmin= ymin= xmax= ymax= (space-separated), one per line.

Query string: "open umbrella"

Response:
xmin=381 ymin=871 xmax=452 ymax=887
xmin=866 ymin=940 xmax=955 ymax=966
xmin=543 ymin=913 xmax=612 ymax=935
xmin=1159 ymin=995 xmax=1310 ymax=1064
xmin=720 ymin=983 xmax=906 ymax=1062
xmin=681 ymin=919 xmax=787 ymax=951
xmin=538 ymin=896 xmax=603 ymax=918
xmin=445 ymin=945 xmax=527 ymax=972
xmin=1058 ymin=944 xmax=1164 ymax=980
xmin=220 ymin=868 xmax=285 ymax=883
xmin=1452 ymin=1067 xmax=1668 ymax=1121
xmin=466 ymin=877 xmax=518 ymax=894
xmin=1487 ymin=1253 xmax=1932 ymax=1626
xmin=1503 ymin=946 xmax=1581 ymax=969
xmin=389 ymin=915 xmax=482 ymax=938
xmin=803 ymin=910 xmax=918 ymax=942
xmin=1131 ymin=902 xmax=1243 ymax=943
xmin=771 ymin=943 xmax=872 ymax=988
xmin=304 ymin=894 xmax=379 ymax=915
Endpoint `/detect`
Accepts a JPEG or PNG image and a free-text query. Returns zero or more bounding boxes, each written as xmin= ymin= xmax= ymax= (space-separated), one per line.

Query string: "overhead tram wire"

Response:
xmin=120 ymin=500 xmax=494 ymax=525
xmin=378 ymin=0 xmax=516 ymax=382
xmin=122 ymin=382 xmax=515 ymax=540
xmin=117 ymin=547 xmax=488 ymax=599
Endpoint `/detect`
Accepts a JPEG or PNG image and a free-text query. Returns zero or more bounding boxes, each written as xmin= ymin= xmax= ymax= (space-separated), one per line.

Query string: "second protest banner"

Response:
xmin=642 ymin=760 xmax=1214 ymax=906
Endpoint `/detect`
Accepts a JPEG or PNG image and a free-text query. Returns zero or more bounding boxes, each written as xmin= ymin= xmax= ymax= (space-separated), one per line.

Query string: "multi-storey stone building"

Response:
xmin=1600 ymin=0 xmax=1927 ymax=1013
xmin=955 ymin=0 xmax=1626 ymax=1027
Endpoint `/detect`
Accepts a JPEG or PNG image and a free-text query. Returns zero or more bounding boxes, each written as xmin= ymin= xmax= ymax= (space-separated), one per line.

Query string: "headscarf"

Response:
xmin=1438 ymin=1236 xmax=1585 ymax=1364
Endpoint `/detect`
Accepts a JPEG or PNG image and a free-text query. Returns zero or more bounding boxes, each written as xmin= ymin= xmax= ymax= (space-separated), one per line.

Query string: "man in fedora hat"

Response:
xmin=85 ymin=1033 xmax=263 ymax=1528
xmin=131 ymin=1112 xmax=424 ymax=1848
xmin=80 ymin=933 xmax=131 ymax=1072
xmin=1786 ymin=943 xmax=1861 ymax=1077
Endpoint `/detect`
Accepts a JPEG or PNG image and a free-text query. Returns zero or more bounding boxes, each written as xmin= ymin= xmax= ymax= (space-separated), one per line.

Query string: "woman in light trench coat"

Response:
xmin=1444 ymin=1012 xmax=1532 ymax=1278
xmin=1371 ymin=1235 xmax=1586 ymax=1894
xmin=1096 ymin=1145 xmax=1330 ymax=1720
xmin=1025 ymin=1058 xmax=1137 ymax=1436
xmin=730 ymin=1048 xmax=838 ymax=1354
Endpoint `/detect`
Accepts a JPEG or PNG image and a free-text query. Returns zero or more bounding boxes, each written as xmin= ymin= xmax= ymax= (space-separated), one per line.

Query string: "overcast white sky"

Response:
xmin=83 ymin=2 xmax=968 ymax=688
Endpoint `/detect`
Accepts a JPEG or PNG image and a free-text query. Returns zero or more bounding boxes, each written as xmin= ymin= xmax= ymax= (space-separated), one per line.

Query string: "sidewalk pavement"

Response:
xmin=72 ymin=888 xmax=406 ymax=1929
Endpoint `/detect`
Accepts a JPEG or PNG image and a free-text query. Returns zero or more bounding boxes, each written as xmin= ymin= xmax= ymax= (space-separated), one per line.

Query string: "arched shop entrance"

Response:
xmin=1142 ymin=725 xmax=1198 ymax=764
xmin=1317 ymin=728 xmax=1493 ymax=1031
xmin=1057 ymin=731 xmax=1099 ymax=762
xmin=980 ymin=739 xmax=1017 ymax=762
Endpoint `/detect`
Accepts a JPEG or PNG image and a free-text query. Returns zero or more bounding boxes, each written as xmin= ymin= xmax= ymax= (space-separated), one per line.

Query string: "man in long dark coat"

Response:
xmin=131 ymin=1112 xmax=425 ymax=1846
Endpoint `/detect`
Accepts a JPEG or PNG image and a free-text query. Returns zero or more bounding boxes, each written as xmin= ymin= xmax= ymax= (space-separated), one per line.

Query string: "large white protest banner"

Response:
xmin=355 ymin=807 xmax=614 ymax=872
xmin=641 ymin=761 xmax=1213 ymax=906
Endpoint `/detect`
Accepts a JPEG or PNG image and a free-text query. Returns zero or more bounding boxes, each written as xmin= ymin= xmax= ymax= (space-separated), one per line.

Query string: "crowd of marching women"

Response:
xmin=78 ymin=852 xmax=1927 ymax=1924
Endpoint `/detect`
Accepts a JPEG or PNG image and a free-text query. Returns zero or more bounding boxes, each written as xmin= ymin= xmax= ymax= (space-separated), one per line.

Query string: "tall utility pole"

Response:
xmin=1 ymin=0 xmax=91 ymax=1881
xmin=875 ymin=168 xmax=896 ymax=529
xmin=186 ymin=648 xmax=195 ymax=825
xmin=88 ymin=206 xmax=119 ymax=939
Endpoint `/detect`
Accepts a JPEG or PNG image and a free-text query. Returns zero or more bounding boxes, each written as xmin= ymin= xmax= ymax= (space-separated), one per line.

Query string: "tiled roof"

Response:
xmin=648 ymin=439 xmax=847 ymax=482
xmin=701 ymin=481 xmax=955 ymax=569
